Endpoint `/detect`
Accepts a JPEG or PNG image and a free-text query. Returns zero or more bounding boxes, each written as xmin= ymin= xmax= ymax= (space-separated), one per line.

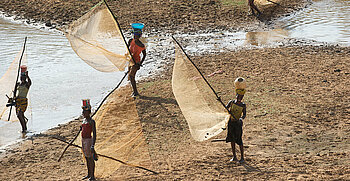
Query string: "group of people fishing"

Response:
xmin=11 ymin=24 xmax=246 ymax=180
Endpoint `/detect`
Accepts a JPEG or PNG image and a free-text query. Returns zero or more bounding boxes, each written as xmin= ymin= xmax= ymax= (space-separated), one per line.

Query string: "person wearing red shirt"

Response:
xmin=81 ymin=99 xmax=97 ymax=181
xmin=128 ymin=23 xmax=146 ymax=97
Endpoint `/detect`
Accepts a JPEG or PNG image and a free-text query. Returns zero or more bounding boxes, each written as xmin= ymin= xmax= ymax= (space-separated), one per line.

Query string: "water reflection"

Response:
xmin=278 ymin=0 xmax=350 ymax=45
xmin=245 ymin=29 xmax=289 ymax=46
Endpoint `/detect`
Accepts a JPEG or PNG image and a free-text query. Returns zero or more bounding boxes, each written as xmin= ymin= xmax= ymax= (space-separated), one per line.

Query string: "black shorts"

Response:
xmin=225 ymin=119 xmax=243 ymax=145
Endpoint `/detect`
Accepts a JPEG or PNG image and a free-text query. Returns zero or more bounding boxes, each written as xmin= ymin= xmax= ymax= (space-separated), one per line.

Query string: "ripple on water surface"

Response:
xmin=278 ymin=0 xmax=350 ymax=45
xmin=0 ymin=17 xmax=124 ymax=148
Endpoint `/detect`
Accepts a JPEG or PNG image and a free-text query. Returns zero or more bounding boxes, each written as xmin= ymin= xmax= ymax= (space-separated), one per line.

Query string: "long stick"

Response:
xmin=8 ymin=37 xmax=27 ymax=121
xmin=104 ymin=0 xmax=136 ymax=65
xmin=211 ymin=139 xmax=226 ymax=142
xmin=58 ymin=71 xmax=129 ymax=160
xmin=57 ymin=127 xmax=82 ymax=162
xmin=57 ymin=0 xmax=139 ymax=166
xmin=51 ymin=136 xmax=158 ymax=174
xmin=91 ymin=70 xmax=129 ymax=117
xmin=172 ymin=36 xmax=238 ymax=121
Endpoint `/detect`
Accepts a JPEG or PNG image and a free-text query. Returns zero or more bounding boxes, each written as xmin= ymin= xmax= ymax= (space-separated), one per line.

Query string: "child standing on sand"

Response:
xmin=226 ymin=77 xmax=247 ymax=163
xmin=81 ymin=99 xmax=97 ymax=181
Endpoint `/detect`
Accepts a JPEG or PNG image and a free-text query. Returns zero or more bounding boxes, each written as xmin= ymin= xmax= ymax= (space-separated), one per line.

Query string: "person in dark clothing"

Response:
xmin=248 ymin=0 xmax=262 ymax=16
xmin=226 ymin=77 xmax=247 ymax=163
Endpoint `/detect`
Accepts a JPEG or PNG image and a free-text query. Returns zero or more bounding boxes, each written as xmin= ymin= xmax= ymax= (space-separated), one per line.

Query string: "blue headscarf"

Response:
xmin=131 ymin=23 xmax=144 ymax=36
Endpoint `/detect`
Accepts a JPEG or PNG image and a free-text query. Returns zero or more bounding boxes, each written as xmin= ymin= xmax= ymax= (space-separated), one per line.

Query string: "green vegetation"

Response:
xmin=220 ymin=0 xmax=246 ymax=6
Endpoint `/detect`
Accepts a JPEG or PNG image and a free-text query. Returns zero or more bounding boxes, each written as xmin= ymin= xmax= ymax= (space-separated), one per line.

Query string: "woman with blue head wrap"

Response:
xmin=128 ymin=23 xmax=146 ymax=97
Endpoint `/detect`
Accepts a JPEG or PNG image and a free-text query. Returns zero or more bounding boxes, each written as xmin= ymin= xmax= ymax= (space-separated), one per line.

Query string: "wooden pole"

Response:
xmin=104 ymin=0 xmax=136 ymax=65
xmin=172 ymin=36 xmax=238 ymax=121
xmin=57 ymin=127 xmax=82 ymax=162
xmin=7 ymin=37 xmax=27 ymax=121
xmin=52 ymin=136 xmax=158 ymax=174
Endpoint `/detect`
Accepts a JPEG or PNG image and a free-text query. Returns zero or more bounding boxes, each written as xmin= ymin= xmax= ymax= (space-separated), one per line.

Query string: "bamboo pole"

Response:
xmin=52 ymin=136 xmax=158 ymax=174
xmin=172 ymin=36 xmax=239 ymax=121
xmin=7 ymin=37 xmax=27 ymax=121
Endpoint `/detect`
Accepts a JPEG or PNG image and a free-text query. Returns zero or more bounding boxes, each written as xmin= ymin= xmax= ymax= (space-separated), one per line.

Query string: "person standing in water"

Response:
xmin=226 ymin=77 xmax=247 ymax=163
xmin=15 ymin=67 xmax=31 ymax=133
xmin=81 ymin=99 xmax=97 ymax=181
xmin=248 ymin=0 xmax=261 ymax=16
xmin=128 ymin=23 xmax=146 ymax=97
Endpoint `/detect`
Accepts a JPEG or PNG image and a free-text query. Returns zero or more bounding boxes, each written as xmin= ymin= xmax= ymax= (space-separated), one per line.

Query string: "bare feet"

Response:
xmin=229 ymin=157 xmax=238 ymax=162
xmin=239 ymin=159 xmax=245 ymax=164
xmin=82 ymin=175 xmax=90 ymax=180
xmin=131 ymin=92 xmax=140 ymax=97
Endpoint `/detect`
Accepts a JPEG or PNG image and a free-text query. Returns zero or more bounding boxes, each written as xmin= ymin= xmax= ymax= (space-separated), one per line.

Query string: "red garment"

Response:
xmin=81 ymin=120 xmax=92 ymax=138
xmin=129 ymin=39 xmax=145 ymax=63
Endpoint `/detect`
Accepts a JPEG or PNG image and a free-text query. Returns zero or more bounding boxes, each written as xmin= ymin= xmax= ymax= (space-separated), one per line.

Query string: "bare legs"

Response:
xmin=84 ymin=157 xmax=95 ymax=180
xmin=130 ymin=75 xmax=139 ymax=96
xmin=230 ymin=142 xmax=245 ymax=163
xmin=128 ymin=65 xmax=139 ymax=97
xmin=248 ymin=0 xmax=262 ymax=16
xmin=17 ymin=111 xmax=27 ymax=133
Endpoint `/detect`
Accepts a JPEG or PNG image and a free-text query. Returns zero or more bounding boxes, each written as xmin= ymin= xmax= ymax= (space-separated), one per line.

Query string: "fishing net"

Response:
xmin=64 ymin=1 xmax=131 ymax=72
xmin=76 ymin=87 xmax=152 ymax=178
xmin=172 ymin=42 xmax=230 ymax=141
xmin=66 ymin=1 xmax=152 ymax=178
xmin=0 ymin=45 xmax=29 ymax=122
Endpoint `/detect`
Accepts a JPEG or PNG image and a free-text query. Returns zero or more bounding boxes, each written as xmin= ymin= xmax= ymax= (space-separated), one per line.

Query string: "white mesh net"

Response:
xmin=75 ymin=87 xmax=152 ymax=178
xmin=172 ymin=41 xmax=230 ymax=141
xmin=68 ymin=1 xmax=152 ymax=177
xmin=0 ymin=43 xmax=29 ymax=122
xmin=64 ymin=1 xmax=131 ymax=72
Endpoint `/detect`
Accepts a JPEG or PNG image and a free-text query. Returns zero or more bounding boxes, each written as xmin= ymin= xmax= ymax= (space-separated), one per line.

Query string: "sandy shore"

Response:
xmin=2 ymin=0 xmax=350 ymax=180
xmin=1 ymin=44 xmax=348 ymax=180
xmin=133 ymin=44 xmax=350 ymax=180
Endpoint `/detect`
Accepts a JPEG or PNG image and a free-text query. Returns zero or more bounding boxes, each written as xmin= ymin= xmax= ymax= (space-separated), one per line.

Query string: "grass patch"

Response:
xmin=220 ymin=0 xmax=246 ymax=6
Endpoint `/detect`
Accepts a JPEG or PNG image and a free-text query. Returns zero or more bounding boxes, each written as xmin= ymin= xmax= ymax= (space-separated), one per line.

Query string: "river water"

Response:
xmin=1 ymin=0 xmax=349 ymax=149
xmin=178 ymin=0 xmax=350 ymax=56
xmin=0 ymin=17 xmax=126 ymax=149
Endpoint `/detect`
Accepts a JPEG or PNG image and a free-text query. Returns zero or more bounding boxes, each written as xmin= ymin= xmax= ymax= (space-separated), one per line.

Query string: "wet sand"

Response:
xmin=2 ymin=0 xmax=350 ymax=180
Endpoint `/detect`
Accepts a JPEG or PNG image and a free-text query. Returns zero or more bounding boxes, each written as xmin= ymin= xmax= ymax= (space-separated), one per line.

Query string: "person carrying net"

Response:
xmin=226 ymin=77 xmax=247 ymax=163
xmin=81 ymin=99 xmax=97 ymax=181
xmin=128 ymin=23 xmax=147 ymax=97
xmin=15 ymin=67 xmax=31 ymax=133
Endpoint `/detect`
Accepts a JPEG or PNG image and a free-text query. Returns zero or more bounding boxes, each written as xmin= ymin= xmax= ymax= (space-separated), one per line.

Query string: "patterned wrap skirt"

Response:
xmin=15 ymin=98 xmax=28 ymax=114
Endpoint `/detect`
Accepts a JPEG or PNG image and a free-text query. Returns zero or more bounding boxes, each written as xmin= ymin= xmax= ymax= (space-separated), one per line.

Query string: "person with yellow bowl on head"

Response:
xmin=226 ymin=77 xmax=247 ymax=163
